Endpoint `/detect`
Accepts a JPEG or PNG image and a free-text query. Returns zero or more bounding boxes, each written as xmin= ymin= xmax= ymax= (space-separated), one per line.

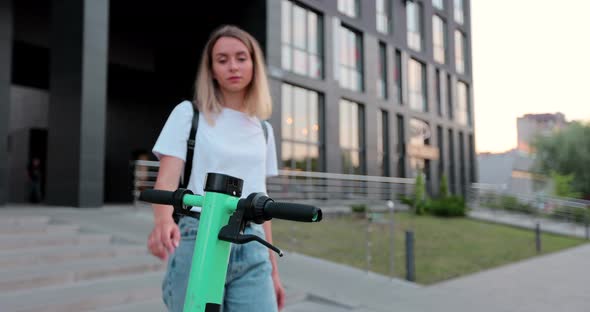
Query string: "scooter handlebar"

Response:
xmin=263 ymin=201 xmax=323 ymax=223
xmin=139 ymin=189 xmax=175 ymax=205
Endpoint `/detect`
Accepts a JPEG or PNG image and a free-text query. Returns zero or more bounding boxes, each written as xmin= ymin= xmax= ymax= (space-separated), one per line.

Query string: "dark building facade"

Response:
xmin=0 ymin=0 xmax=476 ymax=207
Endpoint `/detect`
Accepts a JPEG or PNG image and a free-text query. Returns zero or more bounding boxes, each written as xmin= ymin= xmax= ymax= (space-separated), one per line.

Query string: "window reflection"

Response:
xmin=407 ymin=2 xmax=422 ymax=51
xmin=433 ymin=15 xmax=446 ymax=64
xmin=281 ymin=83 xmax=324 ymax=172
xmin=376 ymin=0 xmax=391 ymax=34
xmin=281 ymin=0 xmax=323 ymax=78
xmin=455 ymin=30 xmax=466 ymax=74
xmin=340 ymin=99 xmax=365 ymax=174
xmin=408 ymin=58 xmax=427 ymax=112
xmin=456 ymin=81 xmax=469 ymax=125
xmin=338 ymin=0 xmax=359 ymax=18
xmin=339 ymin=25 xmax=363 ymax=92
xmin=433 ymin=0 xmax=444 ymax=10
xmin=454 ymin=0 xmax=464 ymax=24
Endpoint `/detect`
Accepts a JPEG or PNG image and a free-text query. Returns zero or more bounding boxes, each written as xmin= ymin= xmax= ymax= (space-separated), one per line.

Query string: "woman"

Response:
xmin=148 ymin=25 xmax=284 ymax=312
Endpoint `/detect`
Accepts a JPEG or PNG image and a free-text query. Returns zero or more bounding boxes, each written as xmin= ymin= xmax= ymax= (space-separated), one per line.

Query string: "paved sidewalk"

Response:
xmin=1 ymin=204 xmax=589 ymax=312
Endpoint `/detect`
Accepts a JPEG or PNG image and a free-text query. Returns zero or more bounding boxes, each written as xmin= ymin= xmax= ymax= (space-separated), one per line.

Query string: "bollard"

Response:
xmin=366 ymin=209 xmax=372 ymax=274
xmin=535 ymin=222 xmax=541 ymax=254
xmin=585 ymin=212 xmax=589 ymax=241
xmin=388 ymin=200 xmax=395 ymax=278
xmin=405 ymin=230 xmax=415 ymax=282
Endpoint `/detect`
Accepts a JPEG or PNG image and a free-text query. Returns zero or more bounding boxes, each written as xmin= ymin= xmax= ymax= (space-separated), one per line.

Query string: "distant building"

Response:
xmin=478 ymin=113 xmax=568 ymax=195
xmin=517 ymin=113 xmax=568 ymax=153
xmin=477 ymin=149 xmax=548 ymax=195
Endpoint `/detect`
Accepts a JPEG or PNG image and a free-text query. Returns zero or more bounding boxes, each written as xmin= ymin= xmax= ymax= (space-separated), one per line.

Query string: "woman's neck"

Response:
xmin=220 ymin=90 xmax=247 ymax=112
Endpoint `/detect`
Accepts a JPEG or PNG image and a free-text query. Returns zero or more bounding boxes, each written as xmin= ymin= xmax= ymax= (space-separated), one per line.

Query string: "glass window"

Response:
xmin=339 ymin=25 xmax=363 ymax=92
xmin=406 ymin=1 xmax=423 ymax=51
xmin=340 ymin=99 xmax=365 ymax=174
xmin=395 ymin=49 xmax=403 ymax=105
xmin=377 ymin=42 xmax=388 ymax=99
xmin=454 ymin=0 xmax=464 ymax=24
xmin=281 ymin=0 xmax=323 ymax=78
xmin=432 ymin=0 xmax=444 ymax=10
xmin=456 ymin=81 xmax=469 ymax=126
xmin=408 ymin=58 xmax=427 ymax=112
xmin=338 ymin=0 xmax=359 ymax=18
xmin=376 ymin=0 xmax=391 ymax=34
xmin=432 ymin=15 xmax=446 ymax=64
xmin=455 ymin=30 xmax=466 ymax=74
xmin=377 ymin=110 xmax=390 ymax=176
xmin=281 ymin=83 xmax=324 ymax=172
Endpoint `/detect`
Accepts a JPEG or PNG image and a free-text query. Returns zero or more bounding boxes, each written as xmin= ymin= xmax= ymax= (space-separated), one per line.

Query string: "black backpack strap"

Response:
xmin=181 ymin=105 xmax=199 ymax=188
xmin=174 ymin=103 xmax=199 ymax=224
xmin=261 ymin=120 xmax=268 ymax=143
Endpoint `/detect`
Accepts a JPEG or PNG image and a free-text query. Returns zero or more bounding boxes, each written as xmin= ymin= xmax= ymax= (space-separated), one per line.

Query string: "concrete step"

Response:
xmin=0 ymin=232 xmax=112 ymax=250
xmin=0 ymin=254 xmax=165 ymax=292
xmin=0 ymin=215 xmax=50 ymax=226
xmin=0 ymin=224 xmax=80 ymax=235
xmin=0 ymin=271 xmax=164 ymax=312
xmin=0 ymin=244 xmax=149 ymax=268
xmin=88 ymin=298 xmax=165 ymax=312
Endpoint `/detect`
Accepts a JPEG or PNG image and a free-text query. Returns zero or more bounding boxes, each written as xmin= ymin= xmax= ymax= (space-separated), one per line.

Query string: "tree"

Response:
xmin=551 ymin=172 xmax=582 ymax=199
xmin=533 ymin=121 xmax=590 ymax=198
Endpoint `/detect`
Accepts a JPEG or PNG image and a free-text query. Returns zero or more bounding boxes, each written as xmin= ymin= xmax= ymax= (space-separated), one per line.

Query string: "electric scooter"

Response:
xmin=140 ymin=172 xmax=322 ymax=312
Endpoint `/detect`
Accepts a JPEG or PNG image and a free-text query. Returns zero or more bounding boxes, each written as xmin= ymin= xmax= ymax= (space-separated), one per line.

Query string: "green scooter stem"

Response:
xmin=183 ymin=192 xmax=239 ymax=311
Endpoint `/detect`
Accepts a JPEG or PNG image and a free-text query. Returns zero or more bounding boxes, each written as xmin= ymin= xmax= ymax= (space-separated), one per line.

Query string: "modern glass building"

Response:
xmin=0 ymin=0 xmax=476 ymax=206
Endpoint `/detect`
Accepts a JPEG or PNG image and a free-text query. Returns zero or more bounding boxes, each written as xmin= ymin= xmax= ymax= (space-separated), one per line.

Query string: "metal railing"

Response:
xmin=131 ymin=160 xmax=415 ymax=209
xmin=468 ymin=183 xmax=590 ymax=236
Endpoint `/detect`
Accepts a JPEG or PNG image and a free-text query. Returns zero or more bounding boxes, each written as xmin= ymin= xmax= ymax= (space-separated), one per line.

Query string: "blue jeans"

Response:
xmin=162 ymin=217 xmax=278 ymax=312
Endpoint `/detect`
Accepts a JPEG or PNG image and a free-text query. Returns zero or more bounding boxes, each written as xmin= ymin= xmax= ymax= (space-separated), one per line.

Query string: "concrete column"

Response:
xmin=46 ymin=0 xmax=109 ymax=207
xmin=0 ymin=0 xmax=13 ymax=205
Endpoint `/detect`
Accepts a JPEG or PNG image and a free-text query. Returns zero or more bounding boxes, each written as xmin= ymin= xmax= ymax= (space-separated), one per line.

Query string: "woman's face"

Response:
xmin=211 ymin=36 xmax=254 ymax=94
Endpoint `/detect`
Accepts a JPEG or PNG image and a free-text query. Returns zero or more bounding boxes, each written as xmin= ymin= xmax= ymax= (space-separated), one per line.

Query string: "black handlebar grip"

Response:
xmin=139 ymin=189 xmax=175 ymax=205
xmin=263 ymin=202 xmax=323 ymax=222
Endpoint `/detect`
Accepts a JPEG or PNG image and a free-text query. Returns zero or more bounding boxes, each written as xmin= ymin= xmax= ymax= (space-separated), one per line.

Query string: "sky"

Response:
xmin=471 ymin=0 xmax=590 ymax=153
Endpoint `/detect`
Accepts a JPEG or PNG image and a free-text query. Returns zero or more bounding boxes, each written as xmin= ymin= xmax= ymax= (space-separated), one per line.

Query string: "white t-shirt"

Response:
xmin=152 ymin=100 xmax=279 ymax=199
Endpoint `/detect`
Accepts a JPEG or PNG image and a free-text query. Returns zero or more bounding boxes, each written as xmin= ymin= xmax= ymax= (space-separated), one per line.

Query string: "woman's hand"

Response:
xmin=272 ymin=273 xmax=286 ymax=310
xmin=147 ymin=217 xmax=180 ymax=261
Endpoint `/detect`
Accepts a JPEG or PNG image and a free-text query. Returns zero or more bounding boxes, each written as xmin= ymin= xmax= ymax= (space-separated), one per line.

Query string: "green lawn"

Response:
xmin=271 ymin=212 xmax=587 ymax=285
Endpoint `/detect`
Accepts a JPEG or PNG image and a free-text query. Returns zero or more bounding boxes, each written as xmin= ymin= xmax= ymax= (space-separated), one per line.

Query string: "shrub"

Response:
xmin=351 ymin=204 xmax=368 ymax=214
xmin=426 ymin=196 xmax=467 ymax=217
xmin=499 ymin=195 xmax=536 ymax=214
xmin=398 ymin=194 xmax=414 ymax=207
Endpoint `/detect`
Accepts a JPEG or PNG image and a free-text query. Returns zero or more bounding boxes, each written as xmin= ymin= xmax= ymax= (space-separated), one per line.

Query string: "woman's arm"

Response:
xmin=152 ymin=156 xmax=184 ymax=223
xmin=147 ymin=155 xmax=184 ymax=261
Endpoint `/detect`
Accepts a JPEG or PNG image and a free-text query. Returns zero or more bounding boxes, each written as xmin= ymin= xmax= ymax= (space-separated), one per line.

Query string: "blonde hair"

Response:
xmin=194 ymin=25 xmax=272 ymax=124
